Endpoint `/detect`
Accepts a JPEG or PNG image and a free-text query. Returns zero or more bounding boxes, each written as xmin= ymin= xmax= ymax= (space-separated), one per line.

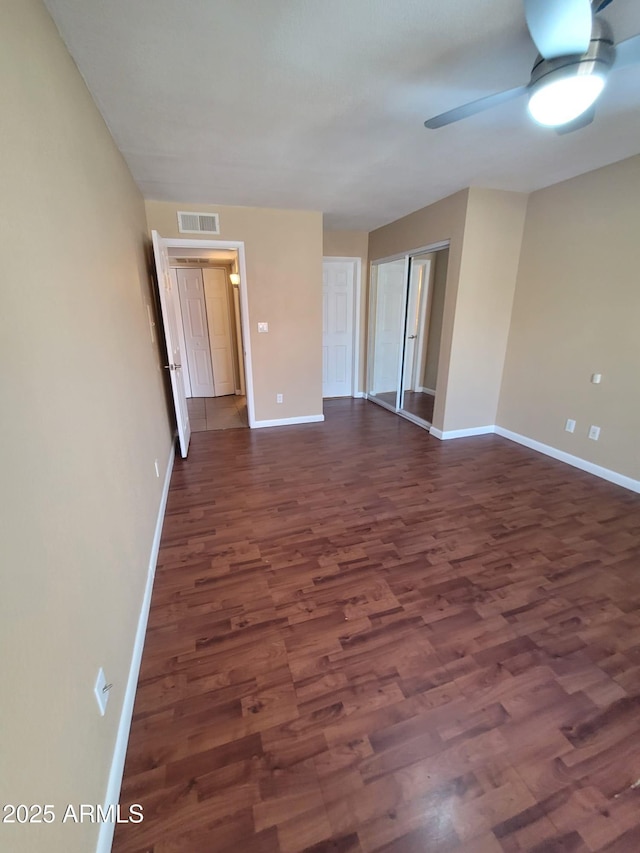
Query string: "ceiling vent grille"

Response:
xmin=177 ymin=211 xmax=220 ymax=235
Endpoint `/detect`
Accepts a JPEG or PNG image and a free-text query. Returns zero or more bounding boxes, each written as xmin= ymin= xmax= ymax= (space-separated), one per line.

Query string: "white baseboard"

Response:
xmin=429 ymin=422 xmax=639 ymax=493
xmin=430 ymin=425 xmax=495 ymax=440
xmin=252 ymin=414 xmax=325 ymax=429
xmin=418 ymin=386 xmax=436 ymax=396
xmin=495 ymin=426 xmax=640 ymax=494
xmin=353 ymin=391 xmax=365 ymax=399
xmin=96 ymin=442 xmax=175 ymax=853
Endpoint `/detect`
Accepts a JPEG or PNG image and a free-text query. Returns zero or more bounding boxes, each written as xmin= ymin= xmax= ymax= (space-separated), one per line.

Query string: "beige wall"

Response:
xmin=498 ymin=156 xmax=640 ymax=480
xmin=146 ymin=201 xmax=323 ymax=421
xmin=368 ymin=190 xmax=469 ymax=430
xmin=323 ymin=230 xmax=369 ymax=393
xmin=0 ymin=2 xmax=172 ymax=852
xmin=367 ymin=189 xmax=527 ymax=433
xmin=444 ymin=188 xmax=528 ymax=431
xmin=323 ymin=229 xmax=368 ymax=261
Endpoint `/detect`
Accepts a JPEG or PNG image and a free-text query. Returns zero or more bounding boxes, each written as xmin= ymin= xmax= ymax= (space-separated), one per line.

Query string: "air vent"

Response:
xmin=177 ymin=211 xmax=220 ymax=235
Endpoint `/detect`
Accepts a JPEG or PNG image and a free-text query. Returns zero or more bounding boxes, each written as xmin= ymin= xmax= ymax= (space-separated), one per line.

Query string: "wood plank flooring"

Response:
xmin=113 ymin=399 xmax=640 ymax=853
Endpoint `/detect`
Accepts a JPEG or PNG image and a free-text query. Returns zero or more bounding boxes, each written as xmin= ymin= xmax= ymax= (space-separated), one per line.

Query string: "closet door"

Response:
xmin=176 ymin=268 xmax=216 ymax=397
xmin=368 ymin=258 xmax=407 ymax=409
xmin=203 ymin=268 xmax=235 ymax=397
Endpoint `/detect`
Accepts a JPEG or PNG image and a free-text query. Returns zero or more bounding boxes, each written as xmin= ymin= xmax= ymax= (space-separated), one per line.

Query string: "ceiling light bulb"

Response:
xmin=527 ymin=73 xmax=605 ymax=127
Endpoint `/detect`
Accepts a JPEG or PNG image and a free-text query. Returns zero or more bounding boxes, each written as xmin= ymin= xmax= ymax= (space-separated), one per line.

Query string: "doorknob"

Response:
xmin=163 ymin=364 xmax=182 ymax=371
xmin=407 ymin=334 xmax=417 ymax=339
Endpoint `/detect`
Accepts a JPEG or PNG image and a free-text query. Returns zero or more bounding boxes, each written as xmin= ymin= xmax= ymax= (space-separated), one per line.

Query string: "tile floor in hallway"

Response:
xmin=187 ymin=395 xmax=248 ymax=431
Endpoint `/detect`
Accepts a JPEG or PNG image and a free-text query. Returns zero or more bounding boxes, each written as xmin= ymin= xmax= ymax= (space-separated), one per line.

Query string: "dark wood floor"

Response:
xmin=113 ymin=399 xmax=640 ymax=853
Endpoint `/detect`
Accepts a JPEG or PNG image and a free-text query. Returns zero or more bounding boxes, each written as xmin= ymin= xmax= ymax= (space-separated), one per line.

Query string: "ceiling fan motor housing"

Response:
xmin=528 ymin=18 xmax=615 ymax=89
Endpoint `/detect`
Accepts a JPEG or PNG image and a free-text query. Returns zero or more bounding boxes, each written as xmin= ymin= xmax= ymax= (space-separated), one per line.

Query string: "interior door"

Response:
xmin=176 ymin=268 xmax=215 ymax=397
xmin=151 ymin=231 xmax=191 ymax=458
xmin=322 ymin=260 xmax=354 ymax=397
xmin=202 ymin=268 xmax=235 ymax=397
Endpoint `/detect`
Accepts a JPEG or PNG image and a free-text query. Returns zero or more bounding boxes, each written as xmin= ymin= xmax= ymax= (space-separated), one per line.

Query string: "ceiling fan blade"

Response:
xmin=524 ymin=0 xmax=592 ymax=59
xmin=554 ymin=105 xmax=596 ymax=134
xmin=615 ymin=33 xmax=640 ymax=69
xmin=424 ymin=86 xmax=527 ymax=129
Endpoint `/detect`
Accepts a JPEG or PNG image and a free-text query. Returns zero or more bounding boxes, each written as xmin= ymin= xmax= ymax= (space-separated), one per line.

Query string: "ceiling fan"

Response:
xmin=424 ymin=0 xmax=640 ymax=132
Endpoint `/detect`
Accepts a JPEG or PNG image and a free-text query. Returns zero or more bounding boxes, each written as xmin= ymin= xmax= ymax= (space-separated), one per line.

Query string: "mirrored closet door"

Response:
xmin=368 ymin=245 xmax=449 ymax=428
xmin=368 ymin=257 xmax=407 ymax=411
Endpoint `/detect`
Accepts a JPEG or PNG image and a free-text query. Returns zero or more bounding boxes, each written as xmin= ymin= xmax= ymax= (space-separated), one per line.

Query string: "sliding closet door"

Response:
xmin=368 ymin=258 xmax=407 ymax=410
xmin=399 ymin=254 xmax=434 ymax=424
xmin=398 ymin=248 xmax=448 ymax=426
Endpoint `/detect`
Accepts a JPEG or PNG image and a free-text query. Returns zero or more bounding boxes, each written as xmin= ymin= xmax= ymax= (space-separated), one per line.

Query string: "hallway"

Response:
xmin=186 ymin=395 xmax=248 ymax=431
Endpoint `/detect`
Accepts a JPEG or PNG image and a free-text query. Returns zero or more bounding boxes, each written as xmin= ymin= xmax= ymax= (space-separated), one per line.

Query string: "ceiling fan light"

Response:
xmin=527 ymin=71 xmax=605 ymax=127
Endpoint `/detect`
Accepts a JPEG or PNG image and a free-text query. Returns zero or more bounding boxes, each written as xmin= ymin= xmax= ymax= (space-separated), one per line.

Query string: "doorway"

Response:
xmin=168 ymin=248 xmax=248 ymax=433
xmin=368 ymin=243 xmax=449 ymax=429
xmin=151 ymin=232 xmax=255 ymax=458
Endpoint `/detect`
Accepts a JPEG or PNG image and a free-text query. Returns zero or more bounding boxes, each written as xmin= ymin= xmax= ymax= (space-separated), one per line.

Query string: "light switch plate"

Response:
xmin=565 ymin=419 xmax=576 ymax=433
xmin=258 ymin=322 xmax=269 ymax=333
xmin=588 ymin=425 xmax=601 ymax=441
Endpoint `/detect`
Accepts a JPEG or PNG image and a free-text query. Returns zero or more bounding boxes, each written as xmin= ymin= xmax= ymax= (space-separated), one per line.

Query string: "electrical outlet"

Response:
xmin=154 ymin=459 xmax=160 ymax=478
xmin=276 ymin=393 xmax=283 ymax=404
xmin=94 ymin=668 xmax=112 ymax=716
xmin=588 ymin=425 xmax=601 ymax=441
xmin=258 ymin=322 xmax=269 ymax=333
xmin=591 ymin=373 xmax=602 ymax=384
xmin=565 ymin=419 xmax=576 ymax=433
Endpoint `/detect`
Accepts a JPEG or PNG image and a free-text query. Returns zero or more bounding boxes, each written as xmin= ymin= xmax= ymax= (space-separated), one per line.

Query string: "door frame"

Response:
xmin=322 ymin=257 xmax=362 ymax=398
xmin=367 ymin=241 xmax=450 ymax=427
xmin=159 ymin=236 xmax=256 ymax=428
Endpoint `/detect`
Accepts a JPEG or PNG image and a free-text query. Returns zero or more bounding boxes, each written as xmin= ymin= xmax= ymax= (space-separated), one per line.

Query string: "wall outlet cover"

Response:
xmin=565 ymin=419 xmax=576 ymax=433
xmin=588 ymin=425 xmax=601 ymax=441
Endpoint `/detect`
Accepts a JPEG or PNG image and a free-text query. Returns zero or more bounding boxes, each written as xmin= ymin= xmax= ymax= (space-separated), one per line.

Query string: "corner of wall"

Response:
xmin=441 ymin=188 xmax=528 ymax=433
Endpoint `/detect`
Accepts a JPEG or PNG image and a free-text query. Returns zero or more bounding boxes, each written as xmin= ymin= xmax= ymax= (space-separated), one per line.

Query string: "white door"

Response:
xmin=151 ymin=231 xmax=191 ymax=458
xmin=176 ymin=268 xmax=215 ymax=397
xmin=322 ymin=260 xmax=354 ymax=397
xmin=203 ymin=268 xmax=235 ymax=397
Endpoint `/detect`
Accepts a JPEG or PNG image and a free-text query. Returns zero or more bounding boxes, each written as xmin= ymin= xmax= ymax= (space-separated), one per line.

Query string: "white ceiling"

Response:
xmin=44 ymin=0 xmax=640 ymax=231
